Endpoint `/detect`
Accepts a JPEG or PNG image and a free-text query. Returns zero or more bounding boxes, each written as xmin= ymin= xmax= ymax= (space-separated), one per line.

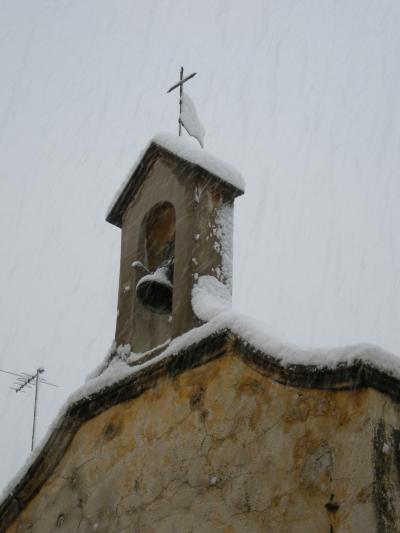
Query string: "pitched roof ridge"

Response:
xmin=106 ymin=133 xmax=244 ymax=227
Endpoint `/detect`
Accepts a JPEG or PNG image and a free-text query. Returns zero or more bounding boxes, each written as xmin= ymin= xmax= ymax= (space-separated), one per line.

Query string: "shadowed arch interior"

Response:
xmin=144 ymin=201 xmax=176 ymax=271
xmin=136 ymin=202 xmax=176 ymax=314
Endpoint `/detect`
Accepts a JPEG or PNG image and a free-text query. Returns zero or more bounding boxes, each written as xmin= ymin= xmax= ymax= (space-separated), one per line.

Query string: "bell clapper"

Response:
xmin=131 ymin=261 xmax=151 ymax=274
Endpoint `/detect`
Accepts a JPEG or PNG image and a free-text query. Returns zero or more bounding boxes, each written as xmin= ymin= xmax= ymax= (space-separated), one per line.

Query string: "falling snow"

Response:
xmin=1 ymin=1 xmax=400 ymax=493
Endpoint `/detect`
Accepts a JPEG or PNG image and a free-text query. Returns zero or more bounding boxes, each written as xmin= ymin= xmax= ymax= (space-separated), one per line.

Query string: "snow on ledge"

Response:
xmin=152 ymin=132 xmax=245 ymax=191
xmin=192 ymin=276 xmax=400 ymax=375
xmin=3 ymin=276 xmax=400 ymax=504
xmin=106 ymin=132 xmax=245 ymax=219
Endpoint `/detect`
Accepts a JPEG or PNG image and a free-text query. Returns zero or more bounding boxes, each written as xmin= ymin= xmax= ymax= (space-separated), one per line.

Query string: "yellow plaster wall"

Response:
xmin=7 ymin=353 xmax=400 ymax=532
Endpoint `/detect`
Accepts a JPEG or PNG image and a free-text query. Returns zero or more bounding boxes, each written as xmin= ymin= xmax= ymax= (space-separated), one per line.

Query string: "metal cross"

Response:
xmin=167 ymin=67 xmax=197 ymax=136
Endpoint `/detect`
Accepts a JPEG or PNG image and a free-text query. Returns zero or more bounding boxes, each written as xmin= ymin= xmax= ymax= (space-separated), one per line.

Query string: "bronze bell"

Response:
xmin=133 ymin=260 xmax=173 ymax=314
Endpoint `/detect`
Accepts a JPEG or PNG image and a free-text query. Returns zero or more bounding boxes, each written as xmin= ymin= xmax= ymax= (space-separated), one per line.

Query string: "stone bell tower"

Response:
xmin=107 ymin=133 xmax=244 ymax=354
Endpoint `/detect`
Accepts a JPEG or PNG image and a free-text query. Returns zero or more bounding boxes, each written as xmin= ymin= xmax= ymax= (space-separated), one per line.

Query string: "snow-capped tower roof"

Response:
xmin=106 ymin=132 xmax=244 ymax=228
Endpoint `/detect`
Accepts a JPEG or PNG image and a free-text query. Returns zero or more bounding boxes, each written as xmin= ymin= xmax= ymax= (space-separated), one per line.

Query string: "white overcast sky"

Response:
xmin=0 ymin=0 xmax=400 ymax=489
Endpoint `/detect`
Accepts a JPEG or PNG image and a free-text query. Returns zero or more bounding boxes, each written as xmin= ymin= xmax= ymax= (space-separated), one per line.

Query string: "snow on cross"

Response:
xmin=180 ymin=92 xmax=205 ymax=148
xmin=167 ymin=67 xmax=205 ymax=148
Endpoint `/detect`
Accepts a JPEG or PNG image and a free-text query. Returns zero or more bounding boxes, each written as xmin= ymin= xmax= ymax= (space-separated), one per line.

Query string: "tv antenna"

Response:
xmin=0 ymin=367 xmax=59 ymax=451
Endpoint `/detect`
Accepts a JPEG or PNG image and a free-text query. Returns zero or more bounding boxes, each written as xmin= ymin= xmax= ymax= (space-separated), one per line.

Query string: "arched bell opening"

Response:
xmin=134 ymin=202 xmax=176 ymax=315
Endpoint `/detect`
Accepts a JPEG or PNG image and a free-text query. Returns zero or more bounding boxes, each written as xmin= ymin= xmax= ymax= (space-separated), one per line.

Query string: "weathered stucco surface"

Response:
xmin=6 ymin=353 xmax=400 ymax=532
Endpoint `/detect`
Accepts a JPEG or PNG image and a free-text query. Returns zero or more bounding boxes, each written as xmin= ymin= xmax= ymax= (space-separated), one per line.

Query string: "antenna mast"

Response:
xmin=179 ymin=66 xmax=183 ymax=136
xmin=0 ymin=367 xmax=58 ymax=451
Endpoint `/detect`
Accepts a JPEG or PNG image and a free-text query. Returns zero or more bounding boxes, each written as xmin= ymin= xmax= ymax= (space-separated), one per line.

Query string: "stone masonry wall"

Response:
xmin=7 ymin=353 xmax=400 ymax=533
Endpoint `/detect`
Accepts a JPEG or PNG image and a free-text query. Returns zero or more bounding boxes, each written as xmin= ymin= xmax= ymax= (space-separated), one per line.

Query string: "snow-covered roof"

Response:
xmin=106 ymin=133 xmax=245 ymax=227
xmin=153 ymin=133 xmax=244 ymax=191
xmin=2 ymin=275 xmax=400 ymax=526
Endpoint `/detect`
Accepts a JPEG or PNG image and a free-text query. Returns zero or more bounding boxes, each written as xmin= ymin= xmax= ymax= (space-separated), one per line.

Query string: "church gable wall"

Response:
xmin=7 ymin=353 xmax=400 ymax=533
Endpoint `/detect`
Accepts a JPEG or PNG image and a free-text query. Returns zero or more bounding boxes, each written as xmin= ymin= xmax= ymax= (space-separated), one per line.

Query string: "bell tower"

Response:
xmin=107 ymin=133 xmax=244 ymax=354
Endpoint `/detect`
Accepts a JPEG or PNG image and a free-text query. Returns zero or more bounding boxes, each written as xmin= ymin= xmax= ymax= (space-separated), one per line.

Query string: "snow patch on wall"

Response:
xmin=212 ymin=203 xmax=234 ymax=289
